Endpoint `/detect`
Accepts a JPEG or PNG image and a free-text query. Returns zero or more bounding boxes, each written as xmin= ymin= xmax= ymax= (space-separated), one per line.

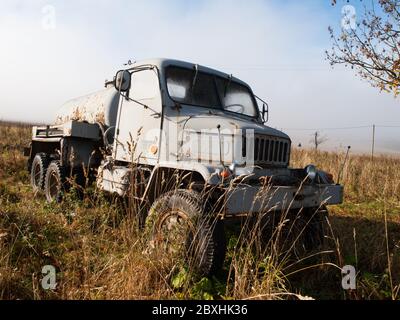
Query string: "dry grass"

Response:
xmin=0 ymin=122 xmax=399 ymax=300
xmin=291 ymin=148 xmax=400 ymax=203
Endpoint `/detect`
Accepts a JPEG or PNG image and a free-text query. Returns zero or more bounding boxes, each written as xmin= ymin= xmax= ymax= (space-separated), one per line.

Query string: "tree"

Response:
xmin=327 ymin=0 xmax=400 ymax=96
xmin=310 ymin=131 xmax=328 ymax=150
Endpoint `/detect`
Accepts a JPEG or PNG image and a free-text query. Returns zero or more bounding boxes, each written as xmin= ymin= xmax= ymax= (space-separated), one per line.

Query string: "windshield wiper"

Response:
xmin=223 ymin=74 xmax=233 ymax=97
xmin=191 ymin=64 xmax=199 ymax=94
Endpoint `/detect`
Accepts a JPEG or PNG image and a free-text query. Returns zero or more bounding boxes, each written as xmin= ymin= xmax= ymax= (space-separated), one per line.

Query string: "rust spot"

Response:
xmin=95 ymin=112 xmax=105 ymax=124
xmin=71 ymin=107 xmax=84 ymax=121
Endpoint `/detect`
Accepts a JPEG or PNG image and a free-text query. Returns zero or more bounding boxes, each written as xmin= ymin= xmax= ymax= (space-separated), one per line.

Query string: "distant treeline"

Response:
xmin=0 ymin=120 xmax=41 ymax=127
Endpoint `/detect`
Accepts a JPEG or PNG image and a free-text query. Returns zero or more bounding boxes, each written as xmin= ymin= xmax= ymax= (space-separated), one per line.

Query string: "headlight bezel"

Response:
xmin=305 ymin=164 xmax=318 ymax=182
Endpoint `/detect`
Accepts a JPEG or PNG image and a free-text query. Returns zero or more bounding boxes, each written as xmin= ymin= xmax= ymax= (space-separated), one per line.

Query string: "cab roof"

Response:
xmin=129 ymin=58 xmax=249 ymax=87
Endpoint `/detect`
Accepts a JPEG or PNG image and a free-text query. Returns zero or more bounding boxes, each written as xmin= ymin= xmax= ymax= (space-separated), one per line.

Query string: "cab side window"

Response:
xmin=130 ymin=69 xmax=160 ymax=102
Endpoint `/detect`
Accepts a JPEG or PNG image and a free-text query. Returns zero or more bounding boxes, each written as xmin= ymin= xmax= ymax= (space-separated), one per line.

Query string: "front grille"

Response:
xmin=254 ymin=135 xmax=290 ymax=166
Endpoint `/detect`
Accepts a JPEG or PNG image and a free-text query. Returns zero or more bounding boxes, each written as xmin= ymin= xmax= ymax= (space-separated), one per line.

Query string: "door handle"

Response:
xmin=150 ymin=113 xmax=161 ymax=118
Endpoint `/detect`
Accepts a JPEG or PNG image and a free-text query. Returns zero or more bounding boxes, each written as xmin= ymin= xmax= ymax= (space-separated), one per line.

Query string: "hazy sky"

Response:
xmin=0 ymin=0 xmax=399 ymax=154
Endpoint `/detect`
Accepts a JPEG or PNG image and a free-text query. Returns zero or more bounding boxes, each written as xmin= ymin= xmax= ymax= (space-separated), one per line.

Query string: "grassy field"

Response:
xmin=0 ymin=121 xmax=399 ymax=300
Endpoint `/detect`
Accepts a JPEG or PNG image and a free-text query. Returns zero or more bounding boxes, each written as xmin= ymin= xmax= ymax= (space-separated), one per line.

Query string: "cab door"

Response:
xmin=114 ymin=68 xmax=162 ymax=164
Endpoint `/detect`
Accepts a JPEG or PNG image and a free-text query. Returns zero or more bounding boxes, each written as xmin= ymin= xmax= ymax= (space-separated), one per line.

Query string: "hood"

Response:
xmin=182 ymin=110 xmax=290 ymax=141
xmin=176 ymin=108 xmax=291 ymax=168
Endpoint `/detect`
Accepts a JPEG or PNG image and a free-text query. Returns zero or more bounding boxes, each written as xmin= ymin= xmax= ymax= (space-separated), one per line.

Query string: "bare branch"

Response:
xmin=327 ymin=0 xmax=400 ymax=96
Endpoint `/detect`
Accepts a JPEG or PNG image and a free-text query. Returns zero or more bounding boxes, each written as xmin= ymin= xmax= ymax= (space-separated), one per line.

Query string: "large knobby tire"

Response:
xmin=261 ymin=206 xmax=328 ymax=258
xmin=44 ymin=161 xmax=67 ymax=203
xmin=30 ymin=153 xmax=49 ymax=194
xmin=303 ymin=206 xmax=329 ymax=250
xmin=146 ymin=190 xmax=226 ymax=277
xmin=286 ymin=206 xmax=328 ymax=256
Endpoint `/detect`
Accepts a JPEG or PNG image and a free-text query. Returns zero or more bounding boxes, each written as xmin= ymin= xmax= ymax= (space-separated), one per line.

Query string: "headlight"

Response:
xmin=229 ymin=161 xmax=239 ymax=174
xmin=305 ymin=165 xmax=317 ymax=181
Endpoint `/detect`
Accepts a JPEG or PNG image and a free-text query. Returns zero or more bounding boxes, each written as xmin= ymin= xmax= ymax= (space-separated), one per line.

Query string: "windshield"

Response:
xmin=166 ymin=66 xmax=258 ymax=118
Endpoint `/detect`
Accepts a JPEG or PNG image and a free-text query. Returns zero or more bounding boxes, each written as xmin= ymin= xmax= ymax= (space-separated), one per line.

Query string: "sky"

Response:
xmin=0 ymin=0 xmax=399 ymax=154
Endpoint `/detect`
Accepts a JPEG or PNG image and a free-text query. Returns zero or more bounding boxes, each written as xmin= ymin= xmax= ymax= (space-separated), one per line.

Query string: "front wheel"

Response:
xmin=145 ymin=190 xmax=226 ymax=277
xmin=303 ymin=206 xmax=329 ymax=250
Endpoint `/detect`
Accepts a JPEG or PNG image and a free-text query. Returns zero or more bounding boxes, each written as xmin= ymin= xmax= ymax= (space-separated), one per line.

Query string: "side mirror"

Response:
xmin=114 ymin=70 xmax=131 ymax=92
xmin=262 ymin=103 xmax=269 ymax=123
xmin=255 ymin=95 xmax=269 ymax=124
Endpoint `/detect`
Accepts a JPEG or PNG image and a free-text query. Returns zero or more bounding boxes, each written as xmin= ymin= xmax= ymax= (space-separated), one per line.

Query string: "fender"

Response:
xmin=154 ymin=161 xmax=222 ymax=185
xmin=140 ymin=161 xmax=223 ymax=205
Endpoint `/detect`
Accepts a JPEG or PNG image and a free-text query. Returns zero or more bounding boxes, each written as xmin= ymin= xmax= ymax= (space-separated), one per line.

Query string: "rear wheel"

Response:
xmin=44 ymin=161 xmax=67 ymax=203
xmin=145 ymin=190 xmax=226 ymax=277
xmin=30 ymin=153 xmax=49 ymax=194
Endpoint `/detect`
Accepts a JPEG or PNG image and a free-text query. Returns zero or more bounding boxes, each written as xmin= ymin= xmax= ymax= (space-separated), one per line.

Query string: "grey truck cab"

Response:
xmin=26 ymin=58 xmax=343 ymax=276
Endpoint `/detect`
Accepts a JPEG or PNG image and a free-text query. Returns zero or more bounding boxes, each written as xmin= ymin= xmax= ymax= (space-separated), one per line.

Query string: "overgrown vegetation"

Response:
xmin=0 ymin=122 xmax=399 ymax=300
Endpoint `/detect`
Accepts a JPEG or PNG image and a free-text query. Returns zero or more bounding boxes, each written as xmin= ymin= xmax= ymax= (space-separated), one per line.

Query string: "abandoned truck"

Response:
xmin=25 ymin=58 xmax=343 ymax=276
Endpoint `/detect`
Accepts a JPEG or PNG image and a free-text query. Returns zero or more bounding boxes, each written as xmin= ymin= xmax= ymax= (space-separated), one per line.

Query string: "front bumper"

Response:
xmin=224 ymin=184 xmax=343 ymax=216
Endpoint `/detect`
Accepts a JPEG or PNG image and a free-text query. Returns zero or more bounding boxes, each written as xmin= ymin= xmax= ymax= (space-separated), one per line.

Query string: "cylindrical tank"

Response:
xmin=54 ymin=87 xmax=120 ymax=128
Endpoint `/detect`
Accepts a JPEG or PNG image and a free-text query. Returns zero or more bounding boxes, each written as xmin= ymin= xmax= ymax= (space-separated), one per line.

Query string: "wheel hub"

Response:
xmin=154 ymin=210 xmax=194 ymax=258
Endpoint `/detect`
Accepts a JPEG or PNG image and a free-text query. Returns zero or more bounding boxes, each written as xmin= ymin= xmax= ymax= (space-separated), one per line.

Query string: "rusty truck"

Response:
xmin=25 ymin=58 xmax=343 ymax=276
